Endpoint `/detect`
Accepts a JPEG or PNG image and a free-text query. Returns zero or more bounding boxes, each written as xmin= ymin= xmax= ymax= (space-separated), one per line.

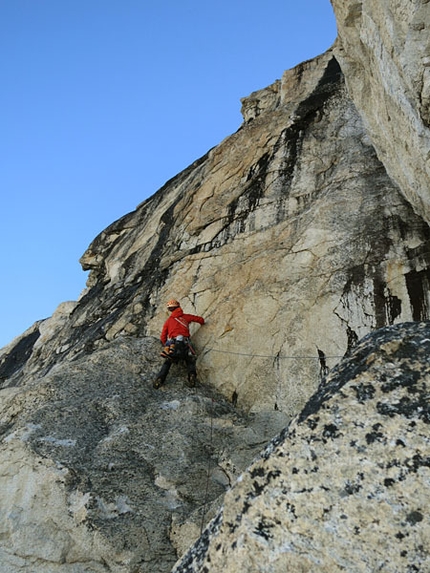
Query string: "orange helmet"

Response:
xmin=166 ymin=299 xmax=180 ymax=310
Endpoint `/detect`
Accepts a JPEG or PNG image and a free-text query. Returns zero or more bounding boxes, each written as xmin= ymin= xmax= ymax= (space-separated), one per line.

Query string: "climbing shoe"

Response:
xmin=187 ymin=373 xmax=197 ymax=388
xmin=153 ymin=377 xmax=163 ymax=389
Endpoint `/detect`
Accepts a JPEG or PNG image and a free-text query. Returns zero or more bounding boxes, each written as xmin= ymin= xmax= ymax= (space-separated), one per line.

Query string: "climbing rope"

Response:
xmin=204 ymin=347 xmax=343 ymax=360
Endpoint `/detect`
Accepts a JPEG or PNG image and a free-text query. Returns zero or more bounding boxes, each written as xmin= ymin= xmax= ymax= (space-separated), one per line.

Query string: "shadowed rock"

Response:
xmin=0 ymin=336 xmax=289 ymax=572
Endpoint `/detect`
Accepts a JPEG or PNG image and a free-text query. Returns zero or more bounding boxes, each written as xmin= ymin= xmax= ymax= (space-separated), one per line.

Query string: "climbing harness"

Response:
xmin=160 ymin=336 xmax=196 ymax=359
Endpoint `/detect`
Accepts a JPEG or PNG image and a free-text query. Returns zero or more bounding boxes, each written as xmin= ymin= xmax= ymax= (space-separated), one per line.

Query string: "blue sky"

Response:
xmin=0 ymin=1 xmax=336 ymax=349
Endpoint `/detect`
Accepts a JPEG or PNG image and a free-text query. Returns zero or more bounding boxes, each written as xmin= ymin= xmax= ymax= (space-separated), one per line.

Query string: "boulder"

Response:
xmin=173 ymin=321 xmax=430 ymax=573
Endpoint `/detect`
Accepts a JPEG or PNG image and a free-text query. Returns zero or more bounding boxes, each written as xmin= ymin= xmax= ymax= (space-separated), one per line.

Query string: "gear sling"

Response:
xmin=154 ymin=315 xmax=200 ymax=388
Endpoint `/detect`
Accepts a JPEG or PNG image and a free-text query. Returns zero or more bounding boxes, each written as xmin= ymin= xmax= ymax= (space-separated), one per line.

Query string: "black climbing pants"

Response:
xmin=157 ymin=340 xmax=196 ymax=382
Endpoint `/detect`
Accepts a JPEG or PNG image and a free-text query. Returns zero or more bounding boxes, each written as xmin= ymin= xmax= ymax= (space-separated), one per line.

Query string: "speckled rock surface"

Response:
xmin=173 ymin=321 xmax=430 ymax=572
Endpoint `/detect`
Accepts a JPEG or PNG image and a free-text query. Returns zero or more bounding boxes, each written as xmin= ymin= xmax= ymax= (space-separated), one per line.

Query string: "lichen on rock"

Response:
xmin=173 ymin=321 xmax=430 ymax=573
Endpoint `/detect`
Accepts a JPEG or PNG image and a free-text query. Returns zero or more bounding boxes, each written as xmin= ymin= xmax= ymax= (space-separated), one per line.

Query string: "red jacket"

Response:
xmin=160 ymin=307 xmax=205 ymax=345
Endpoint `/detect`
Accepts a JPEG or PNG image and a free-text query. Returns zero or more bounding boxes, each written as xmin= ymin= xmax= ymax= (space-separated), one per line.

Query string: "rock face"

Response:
xmin=2 ymin=51 xmax=430 ymax=419
xmin=0 ymin=2 xmax=430 ymax=572
xmin=0 ymin=336 xmax=289 ymax=572
xmin=173 ymin=321 xmax=430 ymax=573
xmin=331 ymin=0 xmax=430 ymax=220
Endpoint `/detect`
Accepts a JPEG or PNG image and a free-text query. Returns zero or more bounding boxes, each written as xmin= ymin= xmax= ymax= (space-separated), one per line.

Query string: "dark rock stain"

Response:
xmin=254 ymin=518 xmax=275 ymax=541
xmin=377 ymin=394 xmax=430 ymax=424
xmin=405 ymin=511 xmax=424 ymax=525
xmin=365 ymin=423 xmax=385 ymax=444
xmin=406 ymin=268 xmax=430 ymax=321
xmin=352 ymin=382 xmax=376 ymax=403
xmin=322 ymin=423 xmax=341 ymax=439
xmin=307 ymin=417 xmax=319 ymax=430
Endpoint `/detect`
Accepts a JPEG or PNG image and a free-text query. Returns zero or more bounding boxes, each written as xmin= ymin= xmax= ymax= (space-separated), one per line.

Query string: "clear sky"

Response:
xmin=0 ymin=1 xmax=336 ymax=349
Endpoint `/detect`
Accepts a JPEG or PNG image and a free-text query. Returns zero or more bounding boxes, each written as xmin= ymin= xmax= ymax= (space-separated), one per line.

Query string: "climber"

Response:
xmin=153 ymin=299 xmax=205 ymax=389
